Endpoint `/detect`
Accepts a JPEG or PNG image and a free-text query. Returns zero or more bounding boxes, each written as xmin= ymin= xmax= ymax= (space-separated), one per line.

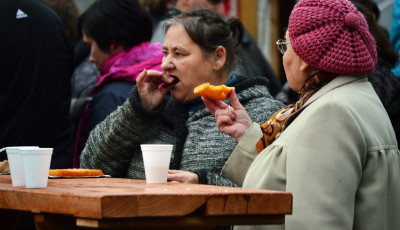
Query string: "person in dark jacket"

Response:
xmin=0 ymin=0 xmax=74 ymax=169
xmin=352 ymin=0 xmax=400 ymax=145
xmin=73 ymin=0 xmax=164 ymax=167
xmin=80 ymin=9 xmax=283 ymax=186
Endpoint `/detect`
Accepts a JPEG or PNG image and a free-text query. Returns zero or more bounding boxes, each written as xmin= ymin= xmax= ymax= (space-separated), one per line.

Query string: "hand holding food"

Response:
xmin=136 ymin=69 xmax=177 ymax=111
xmin=194 ymin=83 xmax=233 ymax=100
xmin=202 ymin=88 xmax=252 ymax=142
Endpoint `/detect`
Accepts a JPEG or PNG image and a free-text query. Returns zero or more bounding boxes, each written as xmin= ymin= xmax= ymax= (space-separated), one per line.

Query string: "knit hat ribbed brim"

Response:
xmin=288 ymin=0 xmax=377 ymax=75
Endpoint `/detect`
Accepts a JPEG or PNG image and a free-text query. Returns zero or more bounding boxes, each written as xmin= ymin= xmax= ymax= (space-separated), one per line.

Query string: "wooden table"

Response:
xmin=0 ymin=175 xmax=292 ymax=230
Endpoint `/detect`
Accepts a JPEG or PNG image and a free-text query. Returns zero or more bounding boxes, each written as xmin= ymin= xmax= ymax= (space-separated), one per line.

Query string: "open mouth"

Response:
xmin=163 ymin=75 xmax=179 ymax=87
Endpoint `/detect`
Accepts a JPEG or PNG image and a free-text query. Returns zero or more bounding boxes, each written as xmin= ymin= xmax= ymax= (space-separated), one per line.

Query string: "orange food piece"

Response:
xmin=194 ymin=83 xmax=233 ymax=100
xmin=0 ymin=160 xmax=10 ymax=173
xmin=49 ymin=169 xmax=104 ymax=177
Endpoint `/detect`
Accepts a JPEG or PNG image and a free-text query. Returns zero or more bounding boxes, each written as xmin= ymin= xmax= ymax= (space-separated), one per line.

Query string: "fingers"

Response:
xmin=202 ymin=93 xmax=236 ymax=126
xmin=167 ymin=170 xmax=199 ymax=184
xmin=216 ymin=114 xmax=234 ymax=127
xmin=136 ymin=69 xmax=148 ymax=88
xmin=215 ymin=104 xmax=236 ymax=120
xmin=202 ymin=97 xmax=218 ymax=115
xmin=143 ymin=70 xmax=164 ymax=83
xmin=168 ymin=172 xmax=186 ymax=183
xmin=137 ymin=69 xmax=164 ymax=88
xmin=228 ymin=88 xmax=245 ymax=110
xmin=202 ymin=97 xmax=229 ymax=113
xmin=168 ymin=170 xmax=179 ymax=174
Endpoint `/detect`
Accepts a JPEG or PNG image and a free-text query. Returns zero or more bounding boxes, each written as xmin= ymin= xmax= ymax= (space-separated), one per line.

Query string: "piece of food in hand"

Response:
xmin=0 ymin=160 xmax=10 ymax=173
xmin=49 ymin=169 xmax=104 ymax=177
xmin=194 ymin=83 xmax=233 ymax=100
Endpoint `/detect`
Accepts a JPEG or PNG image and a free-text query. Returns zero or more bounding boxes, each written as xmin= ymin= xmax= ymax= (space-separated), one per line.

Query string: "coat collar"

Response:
xmin=305 ymin=75 xmax=367 ymax=106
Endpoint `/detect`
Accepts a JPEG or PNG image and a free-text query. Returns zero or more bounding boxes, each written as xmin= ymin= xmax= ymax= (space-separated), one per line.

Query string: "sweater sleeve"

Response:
xmin=80 ymin=87 xmax=166 ymax=177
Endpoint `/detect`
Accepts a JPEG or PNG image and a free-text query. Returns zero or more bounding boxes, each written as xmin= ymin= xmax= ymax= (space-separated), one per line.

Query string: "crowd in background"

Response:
xmin=1 ymin=0 xmax=400 ymax=229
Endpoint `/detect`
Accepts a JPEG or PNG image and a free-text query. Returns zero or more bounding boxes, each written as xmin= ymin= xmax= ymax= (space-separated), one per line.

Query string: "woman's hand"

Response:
xmin=202 ymin=88 xmax=252 ymax=142
xmin=136 ymin=69 xmax=177 ymax=111
xmin=168 ymin=170 xmax=199 ymax=184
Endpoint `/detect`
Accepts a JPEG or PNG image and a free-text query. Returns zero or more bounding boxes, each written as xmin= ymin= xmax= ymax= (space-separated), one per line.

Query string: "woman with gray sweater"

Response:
xmin=80 ymin=9 xmax=283 ymax=187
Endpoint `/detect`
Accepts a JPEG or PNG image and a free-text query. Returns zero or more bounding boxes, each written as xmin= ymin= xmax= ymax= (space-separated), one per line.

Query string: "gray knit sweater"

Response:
xmin=80 ymin=76 xmax=284 ymax=187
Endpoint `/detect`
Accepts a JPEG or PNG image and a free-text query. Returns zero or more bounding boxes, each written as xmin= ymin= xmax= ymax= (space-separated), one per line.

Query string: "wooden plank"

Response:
xmin=205 ymin=193 xmax=292 ymax=215
xmin=2 ymin=190 xmax=103 ymax=218
xmin=0 ymin=175 xmax=292 ymax=222
xmin=101 ymin=195 xmax=206 ymax=217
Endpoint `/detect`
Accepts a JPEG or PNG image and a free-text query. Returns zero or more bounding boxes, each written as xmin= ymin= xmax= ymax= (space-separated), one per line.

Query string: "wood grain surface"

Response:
xmin=0 ymin=175 xmax=292 ymax=229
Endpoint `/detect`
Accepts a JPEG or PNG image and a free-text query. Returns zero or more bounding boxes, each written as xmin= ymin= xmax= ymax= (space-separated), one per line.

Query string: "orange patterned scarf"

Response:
xmin=256 ymin=70 xmax=335 ymax=153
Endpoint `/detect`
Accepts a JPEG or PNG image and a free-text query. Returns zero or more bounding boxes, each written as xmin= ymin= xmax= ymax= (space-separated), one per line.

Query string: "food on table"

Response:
xmin=49 ymin=168 xmax=104 ymax=177
xmin=194 ymin=83 xmax=233 ymax=100
xmin=0 ymin=160 xmax=10 ymax=173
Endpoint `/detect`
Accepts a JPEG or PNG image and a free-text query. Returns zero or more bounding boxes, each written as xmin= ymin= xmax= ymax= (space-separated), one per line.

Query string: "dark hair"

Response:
xmin=78 ymin=0 xmax=152 ymax=52
xmin=164 ymin=9 xmax=244 ymax=75
xmin=351 ymin=0 xmax=380 ymax=20
xmin=43 ymin=0 xmax=81 ymax=44
xmin=352 ymin=1 xmax=398 ymax=66
xmin=140 ymin=0 xmax=172 ymax=16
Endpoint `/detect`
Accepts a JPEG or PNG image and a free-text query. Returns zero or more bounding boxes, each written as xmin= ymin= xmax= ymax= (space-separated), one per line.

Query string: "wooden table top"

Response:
xmin=0 ymin=175 xmax=292 ymax=227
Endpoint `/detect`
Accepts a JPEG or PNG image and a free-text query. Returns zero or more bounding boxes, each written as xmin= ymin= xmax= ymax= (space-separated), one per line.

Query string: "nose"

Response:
xmin=88 ymin=53 xmax=95 ymax=63
xmin=161 ymin=55 xmax=174 ymax=71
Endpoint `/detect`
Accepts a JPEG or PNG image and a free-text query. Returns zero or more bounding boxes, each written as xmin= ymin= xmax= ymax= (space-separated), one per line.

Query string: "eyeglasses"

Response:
xmin=276 ymin=39 xmax=289 ymax=55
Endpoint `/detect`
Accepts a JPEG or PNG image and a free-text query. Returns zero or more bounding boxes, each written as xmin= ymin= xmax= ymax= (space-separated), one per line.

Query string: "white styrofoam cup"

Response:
xmin=6 ymin=146 xmax=39 ymax=187
xmin=20 ymin=148 xmax=53 ymax=188
xmin=140 ymin=144 xmax=173 ymax=184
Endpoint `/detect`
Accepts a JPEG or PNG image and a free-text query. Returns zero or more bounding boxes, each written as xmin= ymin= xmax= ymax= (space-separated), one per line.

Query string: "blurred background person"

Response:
xmin=140 ymin=0 xmax=173 ymax=34
xmin=73 ymin=0 xmax=163 ymax=167
xmin=41 ymin=0 xmax=97 ymax=160
xmin=0 ymin=1 xmax=75 ymax=228
xmin=0 ymin=0 xmax=75 ymax=169
xmin=352 ymin=0 xmax=400 ymax=145
xmin=148 ymin=0 xmax=282 ymax=97
xmin=42 ymin=0 xmax=81 ymax=45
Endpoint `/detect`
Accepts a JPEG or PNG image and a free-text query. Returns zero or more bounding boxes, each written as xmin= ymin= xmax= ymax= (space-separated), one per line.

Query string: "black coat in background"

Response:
xmin=367 ymin=57 xmax=400 ymax=146
xmin=0 ymin=0 xmax=75 ymax=169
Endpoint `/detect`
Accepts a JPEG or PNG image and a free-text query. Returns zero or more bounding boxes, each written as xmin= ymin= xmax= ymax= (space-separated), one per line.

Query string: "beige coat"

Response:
xmin=222 ymin=75 xmax=400 ymax=230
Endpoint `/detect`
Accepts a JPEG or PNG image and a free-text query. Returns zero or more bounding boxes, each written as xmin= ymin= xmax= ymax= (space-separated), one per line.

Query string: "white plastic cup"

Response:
xmin=140 ymin=144 xmax=173 ymax=184
xmin=20 ymin=148 xmax=53 ymax=189
xmin=6 ymin=146 xmax=39 ymax=187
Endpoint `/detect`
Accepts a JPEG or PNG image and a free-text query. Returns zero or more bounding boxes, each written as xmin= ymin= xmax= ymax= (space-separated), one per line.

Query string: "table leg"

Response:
xmin=0 ymin=209 xmax=21 ymax=230
xmin=34 ymin=213 xmax=80 ymax=230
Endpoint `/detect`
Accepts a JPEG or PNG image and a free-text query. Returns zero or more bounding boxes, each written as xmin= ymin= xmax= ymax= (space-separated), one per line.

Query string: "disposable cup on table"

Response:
xmin=140 ymin=144 xmax=173 ymax=184
xmin=20 ymin=148 xmax=53 ymax=189
xmin=6 ymin=146 xmax=39 ymax=187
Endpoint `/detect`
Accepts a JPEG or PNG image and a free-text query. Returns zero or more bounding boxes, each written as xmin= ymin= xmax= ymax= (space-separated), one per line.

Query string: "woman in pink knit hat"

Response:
xmin=203 ymin=0 xmax=400 ymax=229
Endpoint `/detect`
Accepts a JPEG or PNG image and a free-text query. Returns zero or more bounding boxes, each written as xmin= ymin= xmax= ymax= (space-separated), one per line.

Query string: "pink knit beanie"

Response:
xmin=288 ymin=0 xmax=377 ymax=75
